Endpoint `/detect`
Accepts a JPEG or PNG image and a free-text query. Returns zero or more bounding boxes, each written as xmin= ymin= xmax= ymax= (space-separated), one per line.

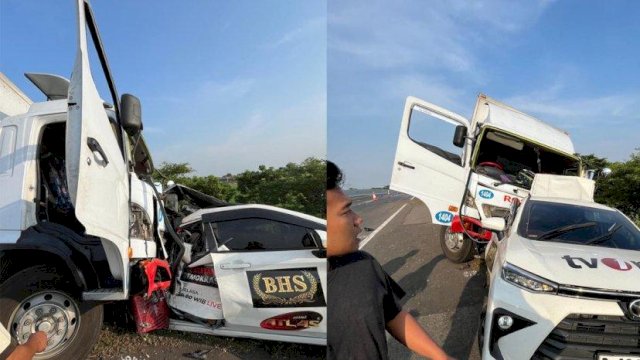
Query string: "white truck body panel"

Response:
xmin=0 ymin=73 xmax=31 ymax=120
xmin=530 ymin=174 xmax=595 ymax=202
xmin=471 ymin=96 xmax=575 ymax=156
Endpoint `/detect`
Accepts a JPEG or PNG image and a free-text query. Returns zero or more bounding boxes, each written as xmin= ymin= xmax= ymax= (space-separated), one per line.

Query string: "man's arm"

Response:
xmin=386 ymin=310 xmax=452 ymax=360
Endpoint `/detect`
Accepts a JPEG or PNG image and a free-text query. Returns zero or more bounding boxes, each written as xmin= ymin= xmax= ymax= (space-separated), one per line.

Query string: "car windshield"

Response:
xmin=517 ymin=200 xmax=640 ymax=251
xmin=473 ymin=129 xmax=580 ymax=189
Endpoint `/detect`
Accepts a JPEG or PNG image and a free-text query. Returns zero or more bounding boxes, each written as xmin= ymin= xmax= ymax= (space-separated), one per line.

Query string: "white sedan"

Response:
xmin=480 ymin=175 xmax=640 ymax=360
xmin=161 ymin=186 xmax=327 ymax=345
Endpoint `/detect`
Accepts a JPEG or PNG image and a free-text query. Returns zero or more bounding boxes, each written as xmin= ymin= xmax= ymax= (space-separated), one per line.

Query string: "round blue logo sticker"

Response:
xmin=435 ymin=211 xmax=453 ymax=223
xmin=478 ymin=189 xmax=494 ymax=199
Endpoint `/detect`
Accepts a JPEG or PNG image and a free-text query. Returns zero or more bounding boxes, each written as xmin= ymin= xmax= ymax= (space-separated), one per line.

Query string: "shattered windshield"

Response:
xmin=517 ymin=200 xmax=640 ymax=251
xmin=473 ymin=129 xmax=579 ymax=189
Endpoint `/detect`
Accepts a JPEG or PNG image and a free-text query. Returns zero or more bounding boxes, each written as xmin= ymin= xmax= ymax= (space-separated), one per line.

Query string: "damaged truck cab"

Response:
xmin=1 ymin=1 xmax=327 ymax=358
xmin=0 ymin=1 xmax=180 ymax=358
xmin=391 ymin=95 xmax=582 ymax=262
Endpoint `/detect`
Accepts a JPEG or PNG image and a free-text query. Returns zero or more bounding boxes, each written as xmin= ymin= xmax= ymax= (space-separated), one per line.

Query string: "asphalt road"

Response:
xmin=353 ymin=191 xmax=486 ymax=360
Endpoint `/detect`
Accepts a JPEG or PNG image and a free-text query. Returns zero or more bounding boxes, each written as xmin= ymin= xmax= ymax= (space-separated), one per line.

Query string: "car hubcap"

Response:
xmin=10 ymin=291 xmax=79 ymax=358
xmin=444 ymin=227 xmax=464 ymax=252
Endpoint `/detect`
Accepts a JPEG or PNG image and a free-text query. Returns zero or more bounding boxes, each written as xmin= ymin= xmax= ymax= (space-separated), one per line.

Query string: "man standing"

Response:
xmin=327 ymin=161 xmax=451 ymax=360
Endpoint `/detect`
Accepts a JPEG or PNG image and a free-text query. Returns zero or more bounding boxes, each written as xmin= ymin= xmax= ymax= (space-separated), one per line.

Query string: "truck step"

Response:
xmin=82 ymin=288 xmax=127 ymax=301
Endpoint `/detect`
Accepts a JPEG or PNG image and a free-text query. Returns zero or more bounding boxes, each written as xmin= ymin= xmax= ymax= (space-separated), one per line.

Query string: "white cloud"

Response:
xmin=329 ymin=0 xmax=553 ymax=73
xmin=264 ymin=17 xmax=324 ymax=49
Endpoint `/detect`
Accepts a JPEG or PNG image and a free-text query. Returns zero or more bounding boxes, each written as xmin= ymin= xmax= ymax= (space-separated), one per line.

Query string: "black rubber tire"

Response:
xmin=439 ymin=225 xmax=474 ymax=263
xmin=0 ymin=265 xmax=103 ymax=360
xmin=477 ymin=300 xmax=488 ymax=357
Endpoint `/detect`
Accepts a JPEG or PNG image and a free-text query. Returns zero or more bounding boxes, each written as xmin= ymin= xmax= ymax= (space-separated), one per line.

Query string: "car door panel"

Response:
xmin=212 ymin=250 xmax=327 ymax=337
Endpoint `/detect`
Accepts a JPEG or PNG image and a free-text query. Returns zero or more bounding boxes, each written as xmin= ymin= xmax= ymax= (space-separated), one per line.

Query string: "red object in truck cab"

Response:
xmin=449 ymin=215 xmax=492 ymax=241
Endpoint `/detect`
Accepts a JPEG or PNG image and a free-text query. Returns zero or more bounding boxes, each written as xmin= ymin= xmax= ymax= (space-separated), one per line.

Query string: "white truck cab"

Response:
xmin=0 ymin=1 xmax=182 ymax=358
xmin=391 ymin=95 xmax=583 ymax=262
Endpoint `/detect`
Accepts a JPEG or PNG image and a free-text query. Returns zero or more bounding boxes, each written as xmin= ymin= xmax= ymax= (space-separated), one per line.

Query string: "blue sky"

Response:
xmin=1 ymin=0 xmax=326 ymax=176
xmin=329 ymin=0 xmax=640 ymax=188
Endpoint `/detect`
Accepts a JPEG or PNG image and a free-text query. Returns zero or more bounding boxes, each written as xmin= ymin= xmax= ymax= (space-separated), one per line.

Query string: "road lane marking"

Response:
xmin=359 ymin=203 xmax=408 ymax=250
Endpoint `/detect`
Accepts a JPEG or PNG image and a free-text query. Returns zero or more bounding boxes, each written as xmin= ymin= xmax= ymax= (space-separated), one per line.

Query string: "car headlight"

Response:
xmin=501 ymin=263 xmax=557 ymax=293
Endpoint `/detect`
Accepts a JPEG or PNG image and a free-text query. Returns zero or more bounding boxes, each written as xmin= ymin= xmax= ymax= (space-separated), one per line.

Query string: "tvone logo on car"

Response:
xmin=562 ymin=255 xmax=640 ymax=271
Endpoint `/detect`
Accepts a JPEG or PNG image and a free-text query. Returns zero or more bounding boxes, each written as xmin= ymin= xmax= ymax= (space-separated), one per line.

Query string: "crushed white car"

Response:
xmin=480 ymin=174 xmax=640 ymax=359
xmin=162 ymin=190 xmax=328 ymax=345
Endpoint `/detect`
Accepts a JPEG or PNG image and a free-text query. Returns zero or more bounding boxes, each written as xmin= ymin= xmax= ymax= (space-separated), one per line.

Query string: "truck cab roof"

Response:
xmin=471 ymin=94 xmax=575 ymax=156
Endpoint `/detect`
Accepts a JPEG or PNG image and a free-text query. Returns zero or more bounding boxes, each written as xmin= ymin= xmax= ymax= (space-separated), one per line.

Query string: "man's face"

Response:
xmin=327 ymin=187 xmax=363 ymax=256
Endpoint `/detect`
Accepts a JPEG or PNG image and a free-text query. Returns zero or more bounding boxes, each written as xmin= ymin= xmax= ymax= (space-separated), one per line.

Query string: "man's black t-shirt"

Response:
xmin=327 ymin=251 xmax=406 ymax=360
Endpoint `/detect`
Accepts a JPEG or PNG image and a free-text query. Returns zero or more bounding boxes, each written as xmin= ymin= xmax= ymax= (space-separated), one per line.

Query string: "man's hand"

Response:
xmin=8 ymin=331 xmax=48 ymax=360
xmin=386 ymin=311 xmax=454 ymax=360
xmin=25 ymin=332 xmax=48 ymax=353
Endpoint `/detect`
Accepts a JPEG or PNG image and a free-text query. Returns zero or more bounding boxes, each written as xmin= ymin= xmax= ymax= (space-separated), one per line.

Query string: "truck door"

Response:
xmin=205 ymin=210 xmax=327 ymax=341
xmin=66 ymin=0 xmax=129 ymax=282
xmin=391 ymin=96 xmax=470 ymax=225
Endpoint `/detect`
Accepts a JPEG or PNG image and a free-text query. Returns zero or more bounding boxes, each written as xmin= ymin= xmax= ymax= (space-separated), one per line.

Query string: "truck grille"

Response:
xmin=533 ymin=314 xmax=640 ymax=359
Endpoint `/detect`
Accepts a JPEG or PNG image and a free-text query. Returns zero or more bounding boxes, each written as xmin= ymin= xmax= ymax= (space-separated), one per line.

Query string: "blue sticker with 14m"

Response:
xmin=478 ymin=189 xmax=494 ymax=199
xmin=435 ymin=211 xmax=453 ymax=223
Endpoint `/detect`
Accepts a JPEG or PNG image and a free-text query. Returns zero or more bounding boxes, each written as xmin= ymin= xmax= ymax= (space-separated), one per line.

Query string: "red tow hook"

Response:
xmin=449 ymin=215 xmax=492 ymax=241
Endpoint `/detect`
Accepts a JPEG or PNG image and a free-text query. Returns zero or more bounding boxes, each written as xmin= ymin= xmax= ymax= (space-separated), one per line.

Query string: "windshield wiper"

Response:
xmin=536 ymin=222 xmax=597 ymax=240
xmin=585 ymin=224 xmax=623 ymax=245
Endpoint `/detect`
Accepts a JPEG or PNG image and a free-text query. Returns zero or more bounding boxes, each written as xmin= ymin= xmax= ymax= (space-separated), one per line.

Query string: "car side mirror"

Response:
xmin=121 ymin=93 xmax=142 ymax=135
xmin=453 ymin=125 xmax=467 ymax=148
xmin=482 ymin=217 xmax=506 ymax=232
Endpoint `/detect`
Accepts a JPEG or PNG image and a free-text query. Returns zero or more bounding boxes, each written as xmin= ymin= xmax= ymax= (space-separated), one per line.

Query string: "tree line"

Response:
xmin=153 ymin=157 xmax=326 ymax=219
xmin=582 ymin=150 xmax=640 ymax=226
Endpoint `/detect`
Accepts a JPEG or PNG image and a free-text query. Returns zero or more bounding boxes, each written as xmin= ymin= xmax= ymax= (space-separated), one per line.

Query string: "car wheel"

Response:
xmin=0 ymin=265 xmax=103 ymax=359
xmin=439 ymin=226 xmax=474 ymax=263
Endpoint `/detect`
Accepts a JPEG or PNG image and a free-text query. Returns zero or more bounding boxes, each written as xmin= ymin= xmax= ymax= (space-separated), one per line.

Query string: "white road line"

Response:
xmin=359 ymin=203 xmax=408 ymax=250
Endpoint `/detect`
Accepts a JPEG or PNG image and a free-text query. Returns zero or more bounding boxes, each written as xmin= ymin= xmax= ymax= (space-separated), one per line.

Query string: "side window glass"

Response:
xmin=0 ymin=126 xmax=17 ymax=177
xmin=213 ymin=218 xmax=317 ymax=251
xmin=408 ymin=106 xmax=463 ymax=166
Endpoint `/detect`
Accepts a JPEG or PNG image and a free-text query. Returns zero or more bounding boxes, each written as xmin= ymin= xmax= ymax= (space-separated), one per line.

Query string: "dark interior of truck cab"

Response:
xmin=37 ymin=122 xmax=85 ymax=233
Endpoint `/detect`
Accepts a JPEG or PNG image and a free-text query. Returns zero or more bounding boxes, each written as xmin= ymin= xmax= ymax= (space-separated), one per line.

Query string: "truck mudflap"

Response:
xmin=450 ymin=215 xmax=492 ymax=241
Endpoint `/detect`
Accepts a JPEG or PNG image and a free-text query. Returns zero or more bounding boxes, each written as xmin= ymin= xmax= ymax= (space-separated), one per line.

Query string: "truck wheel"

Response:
xmin=439 ymin=226 xmax=474 ymax=263
xmin=0 ymin=265 xmax=103 ymax=359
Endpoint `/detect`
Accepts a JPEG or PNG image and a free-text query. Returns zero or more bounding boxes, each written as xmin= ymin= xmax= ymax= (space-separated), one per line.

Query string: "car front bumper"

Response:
xmin=482 ymin=273 xmax=640 ymax=359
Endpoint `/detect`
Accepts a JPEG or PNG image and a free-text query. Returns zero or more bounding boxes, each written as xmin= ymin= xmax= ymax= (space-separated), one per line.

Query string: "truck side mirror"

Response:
xmin=121 ymin=94 xmax=142 ymax=135
xmin=453 ymin=125 xmax=467 ymax=148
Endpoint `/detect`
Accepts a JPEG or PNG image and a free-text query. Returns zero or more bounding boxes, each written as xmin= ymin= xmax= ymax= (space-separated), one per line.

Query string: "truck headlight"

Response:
xmin=501 ymin=263 xmax=557 ymax=293
xmin=464 ymin=192 xmax=477 ymax=209
xmin=482 ymin=204 xmax=509 ymax=218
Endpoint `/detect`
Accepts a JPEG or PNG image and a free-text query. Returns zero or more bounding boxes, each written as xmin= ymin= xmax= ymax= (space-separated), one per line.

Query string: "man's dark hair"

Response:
xmin=327 ymin=161 xmax=343 ymax=190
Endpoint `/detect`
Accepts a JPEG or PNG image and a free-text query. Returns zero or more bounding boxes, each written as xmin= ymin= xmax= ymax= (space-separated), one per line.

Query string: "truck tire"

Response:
xmin=439 ymin=225 xmax=474 ymax=263
xmin=0 ymin=265 xmax=103 ymax=360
